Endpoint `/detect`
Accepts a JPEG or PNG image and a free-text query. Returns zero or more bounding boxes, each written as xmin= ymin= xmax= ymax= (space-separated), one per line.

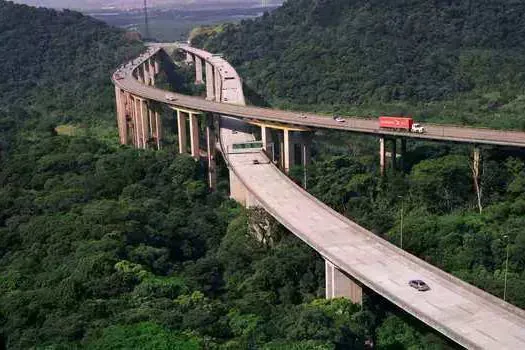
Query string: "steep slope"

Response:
xmin=195 ymin=0 xmax=525 ymax=128
xmin=0 ymin=0 xmax=142 ymax=130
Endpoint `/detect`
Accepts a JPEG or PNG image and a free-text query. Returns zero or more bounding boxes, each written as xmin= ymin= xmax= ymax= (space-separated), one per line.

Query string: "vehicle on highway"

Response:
xmin=408 ymin=279 xmax=430 ymax=291
xmin=379 ymin=116 xmax=425 ymax=133
xmin=299 ymin=113 xmax=307 ymax=118
xmin=165 ymin=94 xmax=177 ymax=101
xmin=114 ymin=74 xmax=124 ymax=80
xmin=253 ymin=159 xmax=260 ymax=165
xmin=333 ymin=115 xmax=345 ymax=122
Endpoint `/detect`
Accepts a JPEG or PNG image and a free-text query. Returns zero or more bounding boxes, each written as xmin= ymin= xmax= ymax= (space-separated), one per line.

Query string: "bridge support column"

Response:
xmin=133 ymin=96 xmax=141 ymax=148
xmin=154 ymin=58 xmax=160 ymax=75
xmin=391 ymin=138 xmax=397 ymax=170
xmin=133 ymin=97 xmax=141 ymax=148
xmin=133 ymin=98 xmax=144 ymax=148
xmin=143 ymin=64 xmax=150 ymax=86
xmin=325 ymin=260 xmax=363 ymax=305
xmin=205 ymin=61 xmax=215 ymax=101
xmin=149 ymin=60 xmax=156 ymax=86
xmin=124 ymin=92 xmax=133 ymax=145
xmin=136 ymin=66 xmax=144 ymax=84
xmin=206 ymin=114 xmax=217 ymax=190
xmin=195 ymin=57 xmax=204 ymax=84
xmin=128 ymin=95 xmax=136 ymax=146
xmin=145 ymin=102 xmax=160 ymax=149
xmin=214 ymin=67 xmax=222 ymax=102
xmin=379 ymin=137 xmax=386 ymax=176
xmin=177 ymin=110 xmax=187 ymax=154
xmin=284 ymin=129 xmax=295 ymax=173
xmin=140 ymin=99 xmax=150 ymax=149
xmin=154 ymin=107 xmax=162 ymax=150
xmin=189 ymin=113 xmax=200 ymax=160
xmin=229 ymin=172 xmax=259 ymax=207
xmin=260 ymin=126 xmax=274 ymax=161
xmin=115 ymin=87 xmax=128 ymax=145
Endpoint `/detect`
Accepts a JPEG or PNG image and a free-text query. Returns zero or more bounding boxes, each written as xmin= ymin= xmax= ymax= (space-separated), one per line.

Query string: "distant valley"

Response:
xmin=88 ymin=5 xmax=278 ymax=41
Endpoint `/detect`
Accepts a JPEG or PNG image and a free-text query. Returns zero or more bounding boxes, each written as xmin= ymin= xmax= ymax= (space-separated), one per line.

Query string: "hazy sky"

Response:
xmin=12 ymin=0 xmax=282 ymax=10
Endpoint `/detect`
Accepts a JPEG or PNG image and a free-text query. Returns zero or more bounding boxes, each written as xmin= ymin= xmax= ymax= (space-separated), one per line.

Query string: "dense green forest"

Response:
xmin=0 ymin=1 xmax=457 ymax=349
xmin=194 ymin=0 xmax=525 ymax=129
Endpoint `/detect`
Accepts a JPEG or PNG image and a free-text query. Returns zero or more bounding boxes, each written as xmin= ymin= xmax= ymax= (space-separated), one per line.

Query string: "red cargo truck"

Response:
xmin=379 ymin=116 xmax=425 ymax=133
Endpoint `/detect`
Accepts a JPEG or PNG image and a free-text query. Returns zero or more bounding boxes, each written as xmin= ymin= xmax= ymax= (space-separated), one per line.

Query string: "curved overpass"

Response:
xmin=112 ymin=43 xmax=525 ymax=349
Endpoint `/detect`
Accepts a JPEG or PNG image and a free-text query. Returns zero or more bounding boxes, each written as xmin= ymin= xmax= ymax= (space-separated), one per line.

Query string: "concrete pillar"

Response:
xmin=205 ymin=61 xmax=215 ymax=101
xmin=155 ymin=110 xmax=162 ymax=150
xmin=115 ymin=86 xmax=127 ymax=145
xmin=325 ymin=260 xmax=362 ymax=305
xmin=278 ymin=132 xmax=285 ymax=169
xmin=261 ymin=126 xmax=275 ymax=162
xmin=177 ymin=110 xmax=187 ymax=154
xmin=284 ymin=129 xmax=295 ymax=173
xmin=230 ymin=172 xmax=247 ymax=205
xmin=134 ymin=98 xmax=143 ymax=148
xmin=140 ymin=99 xmax=149 ymax=149
xmin=154 ymin=58 xmax=160 ymax=75
xmin=189 ymin=113 xmax=200 ymax=160
xmin=379 ymin=137 xmax=386 ymax=176
xmin=214 ymin=67 xmax=222 ymax=102
xmin=148 ymin=106 xmax=154 ymax=147
xmin=195 ymin=57 xmax=204 ymax=84
xmin=130 ymin=96 xmax=137 ymax=147
xmin=143 ymin=64 xmax=150 ymax=85
xmin=391 ymin=139 xmax=397 ymax=170
xmin=261 ymin=126 xmax=270 ymax=151
xmin=206 ymin=115 xmax=217 ymax=190
xmin=149 ymin=60 xmax=155 ymax=86
xmin=126 ymin=93 xmax=135 ymax=146
xmin=136 ymin=66 xmax=144 ymax=83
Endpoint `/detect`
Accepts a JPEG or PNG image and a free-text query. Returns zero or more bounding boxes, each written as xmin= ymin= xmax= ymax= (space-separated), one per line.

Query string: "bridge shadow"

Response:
xmin=242 ymin=82 xmax=271 ymax=108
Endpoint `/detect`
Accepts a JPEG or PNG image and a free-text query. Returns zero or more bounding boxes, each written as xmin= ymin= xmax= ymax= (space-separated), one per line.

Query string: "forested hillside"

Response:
xmin=194 ymin=0 xmax=525 ymax=129
xmin=0 ymin=1 xmax=456 ymax=349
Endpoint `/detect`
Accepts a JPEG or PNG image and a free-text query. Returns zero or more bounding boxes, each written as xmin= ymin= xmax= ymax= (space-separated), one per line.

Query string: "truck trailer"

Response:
xmin=379 ymin=116 xmax=425 ymax=133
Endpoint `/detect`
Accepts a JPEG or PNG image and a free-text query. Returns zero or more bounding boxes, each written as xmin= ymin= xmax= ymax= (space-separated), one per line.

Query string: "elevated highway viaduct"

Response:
xmin=112 ymin=42 xmax=525 ymax=349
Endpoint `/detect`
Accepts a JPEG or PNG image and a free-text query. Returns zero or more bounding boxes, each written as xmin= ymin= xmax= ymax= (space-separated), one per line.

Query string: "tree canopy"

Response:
xmin=195 ymin=0 xmax=525 ymax=129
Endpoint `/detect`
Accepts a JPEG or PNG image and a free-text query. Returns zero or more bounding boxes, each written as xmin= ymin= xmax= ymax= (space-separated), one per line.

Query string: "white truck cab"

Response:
xmin=411 ymin=123 xmax=425 ymax=133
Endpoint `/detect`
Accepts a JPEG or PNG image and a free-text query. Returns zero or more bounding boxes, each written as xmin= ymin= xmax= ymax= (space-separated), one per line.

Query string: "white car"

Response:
xmin=334 ymin=115 xmax=345 ymax=122
xmin=165 ymin=94 xmax=177 ymax=101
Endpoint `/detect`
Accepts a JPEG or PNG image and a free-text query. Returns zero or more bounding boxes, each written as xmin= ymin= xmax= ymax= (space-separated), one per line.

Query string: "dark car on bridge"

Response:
xmin=409 ymin=279 xmax=430 ymax=291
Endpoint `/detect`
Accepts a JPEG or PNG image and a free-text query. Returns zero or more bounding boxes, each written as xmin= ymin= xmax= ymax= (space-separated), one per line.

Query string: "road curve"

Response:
xmin=121 ymin=43 xmax=525 ymax=148
xmin=113 ymin=43 xmax=525 ymax=349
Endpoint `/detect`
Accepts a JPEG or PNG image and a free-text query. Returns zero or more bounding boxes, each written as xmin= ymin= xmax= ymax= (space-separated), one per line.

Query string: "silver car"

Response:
xmin=409 ymin=279 xmax=430 ymax=291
